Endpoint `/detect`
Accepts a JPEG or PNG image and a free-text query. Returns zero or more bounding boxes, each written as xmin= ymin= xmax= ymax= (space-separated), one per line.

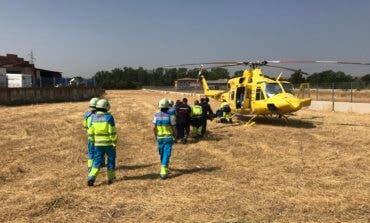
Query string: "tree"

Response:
xmin=234 ymin=70 xmax=244 ymax=77
xmin=361 ymin=74 xmax=370 ymax=82
xmin=288 ymin=71 xmax=306 ymax=84
xmin=307 ymin=70 xmax=353 ymax=83
xmin=208 ymin=67 xmax=229 ymax=80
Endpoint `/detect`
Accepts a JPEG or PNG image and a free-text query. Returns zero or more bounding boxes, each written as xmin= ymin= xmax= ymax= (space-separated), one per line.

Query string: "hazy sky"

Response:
xmin=1 ymin=0 xmax=370 ymax=77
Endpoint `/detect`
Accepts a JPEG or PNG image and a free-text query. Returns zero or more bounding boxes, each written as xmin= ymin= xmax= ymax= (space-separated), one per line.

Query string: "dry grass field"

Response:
xmin=0 ymin=90 xmax=369 ymax=222
xmin=299 ymin=89 xmax=370 ymax=103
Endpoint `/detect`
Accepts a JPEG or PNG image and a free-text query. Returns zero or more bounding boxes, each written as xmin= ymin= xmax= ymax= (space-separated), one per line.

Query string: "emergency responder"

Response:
xmin=176 ymin=98 xmax=191 ymax=144
xmin=175 ymin=99 xmax=182 ymax=109
xmin=191 ymin=100 xmax=203 ymax=140
xmin=83 ymin=97 xmax=99 ymax=173
xmin=87 ymin=99 xmax=117 ymax=186
xmin=153 ymin=98 xmax=177 ymax=179
xmin=200 ymin=97 xmax=214 ymax=136
xmin=168 ymin=100 xmax=176 ymax=116
xmin=219 ymin=99 xmax=232 ymax=123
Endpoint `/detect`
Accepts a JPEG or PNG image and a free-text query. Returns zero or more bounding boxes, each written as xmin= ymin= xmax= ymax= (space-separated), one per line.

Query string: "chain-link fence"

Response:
xmin=294 ymin=81 xmax=370 ymax=103
xmin=32 ymin=77 xmax=96 ymax=88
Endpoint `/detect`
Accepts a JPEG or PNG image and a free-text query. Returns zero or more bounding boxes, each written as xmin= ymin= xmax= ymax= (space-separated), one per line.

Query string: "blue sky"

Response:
xmin=1 ymin=0 xmax=370 ymax=77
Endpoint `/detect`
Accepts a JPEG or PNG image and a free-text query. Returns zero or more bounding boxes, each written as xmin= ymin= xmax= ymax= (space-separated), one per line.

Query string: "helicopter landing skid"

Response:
xmin=277 ymin=114 xmax=289 ymax=123
xmin=244 ymin=115 xmax=257 ymax=127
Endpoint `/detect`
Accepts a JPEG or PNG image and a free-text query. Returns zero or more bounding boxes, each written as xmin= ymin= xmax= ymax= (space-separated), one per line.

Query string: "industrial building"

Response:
xmin=207 ymin=79 xmax=228 ymax=90
xmin=174 ymin=78 xmax=200 ymax=90
xmin=0 ymin=53 xmax=63 ymax=87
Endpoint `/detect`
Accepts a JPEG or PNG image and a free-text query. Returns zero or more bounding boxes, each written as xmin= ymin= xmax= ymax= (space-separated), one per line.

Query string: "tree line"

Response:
xmin=94 ymin=67 xmax=370 ymax=89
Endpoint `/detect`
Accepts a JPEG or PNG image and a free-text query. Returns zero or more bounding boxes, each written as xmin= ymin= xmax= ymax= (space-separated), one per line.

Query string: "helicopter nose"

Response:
xmin=269 ymin=96 xmax=301 ymax=112
xmin=284 ymin=97 xmax=302 ymax=110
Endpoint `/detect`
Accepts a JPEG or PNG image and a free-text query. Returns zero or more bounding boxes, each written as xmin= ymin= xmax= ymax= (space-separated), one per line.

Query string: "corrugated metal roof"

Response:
xmin=207 ymin=79 xmax=228 ymax=84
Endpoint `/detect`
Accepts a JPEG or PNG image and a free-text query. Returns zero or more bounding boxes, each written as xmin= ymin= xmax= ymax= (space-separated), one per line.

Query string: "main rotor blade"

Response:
xmin=163 ymin=61 xmax=239 ymax=67
xmin=264 ymin=64 xmax=310 ymax=76
xmin=201 ymin=63 xmax=244 ymax=70
xmin=267 ymin=60 xmax=370 ymax=66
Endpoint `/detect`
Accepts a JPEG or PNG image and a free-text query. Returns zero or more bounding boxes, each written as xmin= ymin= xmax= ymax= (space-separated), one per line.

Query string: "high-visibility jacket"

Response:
xmin=191 ymin=105 xmax=203 ymax=117
xmin=88 ymin=111 xmax=117 ymax=147
xmin=153 ymin=111 xmax=176 ymax=139
xmin=83 ymin=110 xmax=95 ymax=132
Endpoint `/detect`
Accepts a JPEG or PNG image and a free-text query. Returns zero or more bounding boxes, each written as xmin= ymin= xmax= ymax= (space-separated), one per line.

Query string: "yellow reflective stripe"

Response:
xmin=160 ymin=166 xmax=168 ymax=174
xmin=88 ymin=159 xmax=93 ymax=168
xmin=156 ymin=134 xmax=172 ymax=138
xmin=88 ymin=167 xmax=99 ymax=177
xmin=156 ymin=125 xmax=172 ymax=136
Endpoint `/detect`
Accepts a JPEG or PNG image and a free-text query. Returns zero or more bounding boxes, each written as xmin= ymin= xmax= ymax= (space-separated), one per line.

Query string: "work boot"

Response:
xmin=87 ymin=179 xmax=94 ymax=187
xmin=107 ymin=176 xmax=116 ymax=185
xmin=160 ymin=166 xmax=168 ymax=180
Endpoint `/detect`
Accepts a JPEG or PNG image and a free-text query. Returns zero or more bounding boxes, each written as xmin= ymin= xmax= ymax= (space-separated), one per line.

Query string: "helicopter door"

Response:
xmin=236 ymin=87 xmax=245 ymax=109
xmin=252 ymin=86 xmax=267 ymax=114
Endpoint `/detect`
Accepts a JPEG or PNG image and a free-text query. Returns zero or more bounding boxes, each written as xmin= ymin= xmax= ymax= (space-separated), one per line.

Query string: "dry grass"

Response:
xmin=0 ymin=90 xmax=369 ymax=222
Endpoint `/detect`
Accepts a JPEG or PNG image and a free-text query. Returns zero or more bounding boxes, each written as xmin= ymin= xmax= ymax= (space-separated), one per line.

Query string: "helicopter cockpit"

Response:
xmin=264 ymin=82 xmax=294 ymax=98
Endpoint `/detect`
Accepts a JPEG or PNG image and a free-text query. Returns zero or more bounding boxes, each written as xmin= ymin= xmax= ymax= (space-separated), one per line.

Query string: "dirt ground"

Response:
xmin=0 ymin=90 xmax=369 ymax=222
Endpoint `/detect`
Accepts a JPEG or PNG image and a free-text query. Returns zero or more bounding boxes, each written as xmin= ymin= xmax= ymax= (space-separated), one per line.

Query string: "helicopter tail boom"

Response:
xmin=199 ymin=75 xmax=224 ymax=100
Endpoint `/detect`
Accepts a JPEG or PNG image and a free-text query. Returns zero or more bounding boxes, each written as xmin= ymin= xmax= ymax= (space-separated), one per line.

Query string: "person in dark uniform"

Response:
xmin=176 ymin=98 xmax=191 ymax=144
xmin=200 ymin=97 xmax=214 ymax=136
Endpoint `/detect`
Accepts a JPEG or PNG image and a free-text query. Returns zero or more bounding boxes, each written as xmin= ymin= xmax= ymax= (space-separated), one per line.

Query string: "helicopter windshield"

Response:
xmin=265 ymin=83 xmax=283 ymax=97
xmin=282 ymin=83 xmax=294 ymax=94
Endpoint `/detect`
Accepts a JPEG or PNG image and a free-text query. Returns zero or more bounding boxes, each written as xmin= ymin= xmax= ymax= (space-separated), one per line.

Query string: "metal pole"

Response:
xmin=350 ymin=82 xmax=353 ymax=103
xmin=316 ymin=83 xmax=318 ymax=100
xmin=331 ymin=83 xmax=335 ymax=111
xmin=39 ymin=77 xmax=42 ymax=88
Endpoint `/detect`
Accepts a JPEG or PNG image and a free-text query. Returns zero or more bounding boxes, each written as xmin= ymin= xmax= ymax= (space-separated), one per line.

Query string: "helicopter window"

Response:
xmin=236 ymin=87 xmax=245 ymax=108
xmin=282 ymin=83 xmax=294 ymax=94
xmin=265 ymin=83 xmax=283 ymax=98
xmin=256 ymin=87 xmax=264 ymax=101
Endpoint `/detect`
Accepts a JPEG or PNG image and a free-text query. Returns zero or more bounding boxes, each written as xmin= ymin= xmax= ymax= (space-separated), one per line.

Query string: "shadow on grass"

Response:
xmin=169 ymin=166 xmax=220 ymax=178
xmin=116 ymin=163 xmax=155 ymax=170
xmin=120 ymin=166 xmax=220 ymax=181
xmin=236 ymin=115 xmax=316 ymax=129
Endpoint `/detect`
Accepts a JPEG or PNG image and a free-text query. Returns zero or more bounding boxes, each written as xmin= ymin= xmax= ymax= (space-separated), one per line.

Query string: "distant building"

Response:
xmin=175 ymin=78 xmax=200 ymax=90
xmin=0 ymin=54 xmax=35 ymax=76
xmin=0 ymin=54 xmax=62 ymax=80
xmin=174 ymin=77 xmax=228 ymax=90
xmin=207 ymin=79 xmax=228 ymax=90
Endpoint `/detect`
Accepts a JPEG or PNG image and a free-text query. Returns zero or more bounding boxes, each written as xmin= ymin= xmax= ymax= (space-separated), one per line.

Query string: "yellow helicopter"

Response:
xmin=166 ymin=60 xmax=370 ymax=124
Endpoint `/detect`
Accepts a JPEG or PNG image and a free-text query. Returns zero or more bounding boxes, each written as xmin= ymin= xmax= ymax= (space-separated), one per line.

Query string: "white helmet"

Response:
xmin=96 ymin=99 xmax=110 ymax=111
xmin=89 ymin=97 xmax=99 ymax=109
xmin=158 ymin=98 xmax=169 ymax=109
